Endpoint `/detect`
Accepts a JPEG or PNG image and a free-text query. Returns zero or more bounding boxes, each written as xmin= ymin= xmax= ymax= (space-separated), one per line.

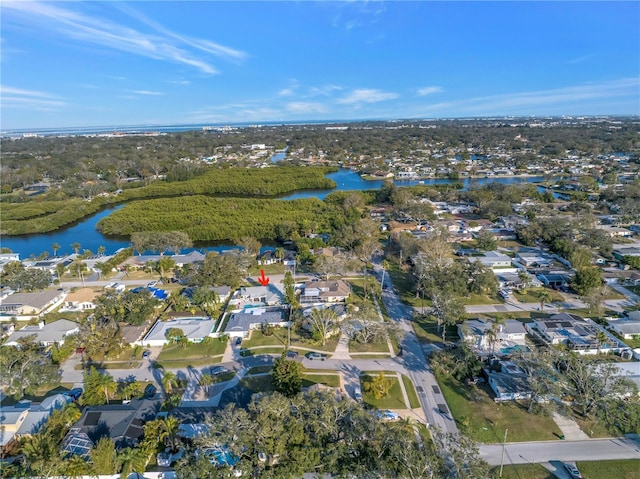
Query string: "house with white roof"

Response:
xmin=229 ymin=284 xmax=284 ymax=307
xmin=608 ymin=316 xmax=640 ymax=340
xmin=458 ymin=319 xmax=527 ymax=355
xmin=475 ymin=251 xmax=513 ymax=269
xmin=4 ymin=319 xmax=79 ymax=347
xmin=141 ymin=317 xmax=216 ymax=346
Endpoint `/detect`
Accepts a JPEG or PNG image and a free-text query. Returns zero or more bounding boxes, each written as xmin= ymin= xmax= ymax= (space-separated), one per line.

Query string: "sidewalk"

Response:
xmin=551 ymin=411 xmax=590 ymax=441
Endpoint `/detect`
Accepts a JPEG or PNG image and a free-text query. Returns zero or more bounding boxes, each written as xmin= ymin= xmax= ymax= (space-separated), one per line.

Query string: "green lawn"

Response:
xmin=246 ymin=366 xmax=272 ymax=375
xmin=349 ymin=340 xmax=391 ymax=353
xmin=411 ymin=314 xmax=458 ymax=344
xmin=360 ymin=373 xmax=407 ymax=410
xmin=578 ymin=460 xmax=640 ymax=479
xmin=155 ymin=357 xmax=222 ymax=368
xmin=387 ymin=268 xmax=422 ymax=308
xmin=247 ymin=263 xmax=286 ymax=276
xmin=460 ymin=293 xmax=502 ymax=305
xmin=156 ymin=340 xmax=227 ymax=361
xmin=512 ymin=288 xmax=564 ymax=304
xmin=242 ymin=329 xmax=339 ymax=353
xmin=401 ymin=375 xmax=421 ymax=409
xmin=76 ymin=361 xmax=141 ymax=370
xmin=302 ymin=374 xmax=341 ymax=388
xmin=238 ymin=375 xmax=275 ymax=393
xmin=2 ymin=383 xmax=76 ymax=406
xmin=571 ymin=412 xmax=615 ymax=438
xmin=437 ymin=375 xmax=562 ymax=443
xmin=490 ymin=464 xmax=553 ymax=479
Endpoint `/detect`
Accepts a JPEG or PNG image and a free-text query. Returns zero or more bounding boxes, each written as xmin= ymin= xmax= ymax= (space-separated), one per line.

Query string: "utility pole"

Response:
xmin=499 ymin=428 xmax=508 ymax=478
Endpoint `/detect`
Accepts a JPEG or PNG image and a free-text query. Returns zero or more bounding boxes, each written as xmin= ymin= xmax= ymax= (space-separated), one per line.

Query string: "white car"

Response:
xmin=376 ymin=410 xmax=399 ymax=421
xmin=563 ymin=463 xmax=582 ymax=478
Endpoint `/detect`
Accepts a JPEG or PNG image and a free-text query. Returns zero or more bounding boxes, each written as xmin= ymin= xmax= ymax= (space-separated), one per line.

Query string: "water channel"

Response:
xmin=0 ymin=169 xmax=545 ymax=258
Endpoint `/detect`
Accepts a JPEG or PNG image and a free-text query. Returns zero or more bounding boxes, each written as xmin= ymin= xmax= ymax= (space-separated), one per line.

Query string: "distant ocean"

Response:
xmin=0 ymin=119 xmax=367 ymax=138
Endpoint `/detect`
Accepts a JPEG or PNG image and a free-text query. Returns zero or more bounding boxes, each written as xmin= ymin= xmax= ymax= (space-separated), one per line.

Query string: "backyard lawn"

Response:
xmin=360 ymin=372 xmax=407 ymax=410
xmin=155 ymin=340 xmax=227 ymax=368
xmin=437 ymin=375 xmax=562 ymax=443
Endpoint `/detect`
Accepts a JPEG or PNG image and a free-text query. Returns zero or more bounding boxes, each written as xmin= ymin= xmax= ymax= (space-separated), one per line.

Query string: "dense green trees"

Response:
xmin=176 ymin=390 xmax=488 ymax=479
xmin=1 ymin=261 xmax=51 ymax=291
xmin=271 ymin=351 xmax=304 ymax=397
xmin=0 ymin=336 xmax=60 ymax=399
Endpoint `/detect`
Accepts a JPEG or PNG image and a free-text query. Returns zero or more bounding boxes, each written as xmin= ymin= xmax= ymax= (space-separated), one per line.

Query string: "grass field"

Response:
xmin=349 ymin=340 xmax=391 ymax=353
xmin=302 ymin=373 xmax=341 ymax=388
xmin=360 ymin=373 xmax=407 ymax=410
xmin=438 ymin=375 xmax=562 ymax=443
xmin=489 ymin=464 xmax=553 ymax=479
xmin=578 ymin=460 xmax=640 ymax=479
xmin=242 ymin=328 xmax=339 ymax=353
xmin=512 ymin=288 xmax=564 ymax=304
xmin=239 ymin=375 xmax=275 ymax=393
xmin=410 ymin=314 xmax=458 ymax=344
xmin=246 ymin=366 xmax=272 ymax=375
xmin=157 ymin=340 xmax=227 ymax=360
xmin=401 ymin=374 xmax=421 ymax=409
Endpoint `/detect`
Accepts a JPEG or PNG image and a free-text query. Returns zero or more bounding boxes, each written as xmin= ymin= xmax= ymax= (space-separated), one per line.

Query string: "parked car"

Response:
xmin=75 ymin=347 xmax=86 ymax=354
xmin=376 ymin=410 xmax=399 ymax=421
xmin=307 ymin=352 xmax=325 ymax=361
xmin=354 ymin=386 xmax=362 ymax=401
xmin=235 ymin=337 xmax=242 ymax=345
xmin=210 ymin=366 xmax=228 ymax=375
xmin=564 ymin=463 xmax=582 ymax=478
xmin=147 ymin=280 xmax=158 ymax=288
xmin=144 ymin=384 xmax=157 ymax=398
xmin=286 ymin=351 xmax=299 ymax=359
xmin=142 ymin=350 xmax=151 ymax=359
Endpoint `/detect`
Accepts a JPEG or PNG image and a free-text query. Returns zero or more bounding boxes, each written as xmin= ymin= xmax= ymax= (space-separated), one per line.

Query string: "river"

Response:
xmin=0 ymin=169 xmax=544 ymax=258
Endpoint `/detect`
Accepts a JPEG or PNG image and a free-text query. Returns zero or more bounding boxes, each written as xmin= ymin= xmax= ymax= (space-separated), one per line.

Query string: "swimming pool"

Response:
xmin=500 ymin=345 xmax=530 ymax=354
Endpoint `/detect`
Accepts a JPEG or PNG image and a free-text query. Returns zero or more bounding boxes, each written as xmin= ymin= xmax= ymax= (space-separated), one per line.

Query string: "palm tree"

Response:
xmin=71 ymin=242 xmax=81 ymax=255
xmin=161 ymin=372 xmax=178 ymax=395
xmin=518 ymin=269 xmax=530 ymax=293
xmin=118 ymin=447 xmax=146 ymax=478
xmin=97 ymin=245 xmax=106 ymax=256
xmin=275 ymin=247 xmax=285 ymax=263
xmin=163 ymin=416 xmax=180 ymax=452
xmin=486 ymin=317 xmax=505 ymax=356
xmin=52 ymin=243 xmax=61 ymax=257
xmin=94 ymin=372 xmax=117 ymax=404
xmin=156 ymin=257 xmax=176 ymax=282
xmin=199 ymin=373 xmax=216 ymax=397
xmin=595 ymin=330 xmax=608 ymax=355
xmin=538 ymin=290 xmax=552 ymax=312
xmin=56 ymin=263 xmax=67 ymax=283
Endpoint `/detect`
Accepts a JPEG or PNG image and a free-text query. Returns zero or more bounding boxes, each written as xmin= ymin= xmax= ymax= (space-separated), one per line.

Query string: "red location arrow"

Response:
xmin=258 ymin=269 xmax=270 ymax=286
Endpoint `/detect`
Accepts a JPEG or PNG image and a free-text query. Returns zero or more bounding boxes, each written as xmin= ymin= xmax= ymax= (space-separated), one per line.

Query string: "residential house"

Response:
xmin=594 ymin=225 xmax=633 ymax=238
xmin=301 ymin=280 xmax=350 ymax=304
xmin=613 ymin=246 xmax=640 ymax=260
xmin=4 ymin=319 xmax=79 ymax=347
xmin=458 ymin=319 xmax=527 ymax=355
xmin=525 ymin=314 xmax=626 ymax=354
xmin=60 ymin=288 xmax=99 ymax=311
xmin=141 ymin=317 xmax=216 ymax=347
xmin=475 ymin=251 xmax=513 ymax=269
xmin=515 ymin=251 xmax=551 ymax=268
xmin=536 ymin=272 xmax=571 ymax=289
xmin=486 ymin=361 xmax=531 ymax=402
xmin=0 ymin=253 xmax=20 ymax=267
xmin=0 ymin=290 xmax=66 ymax=318
xmin=62 ymin=399 xmax=159 ymax=452
xmin=258 ymin=250 xmax=278 ymax=265
xmin=608 ymin=317 xmax=640 ymax=340
xmin=171 ymin=251 xmax=206 ymax=267
xmin=224 ymin=307 xmax=289 ymax=338
xmin=230 ymin=284 xmax=284 ymax=307
xmin=0 ymin=394 xmax=71 ymax=456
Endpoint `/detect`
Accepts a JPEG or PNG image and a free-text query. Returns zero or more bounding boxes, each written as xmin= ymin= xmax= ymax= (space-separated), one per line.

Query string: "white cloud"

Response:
xmin=0 ymin=85 xmax=65 ymax=110
xmin=278 ymin=88 xmax=295 ymax=97
xmin=2 ymin=1 xmax=247 ymax=75
xmin=337 ymin=88 xmax=399 ymax=104
xmin=308 ymin=84 xmax=343 ymax=97
xmin=286 ymin=102 xmax=327 ymax=114
xmin=131 ymin=90 xmax=165 ymax=96
xmin=417 ymin=86 xmax=443 ymax=96
xmin=417 ymin=78 xmax=639 ymax=115
xmin=168 ymin=80 xmax=191 ymax=85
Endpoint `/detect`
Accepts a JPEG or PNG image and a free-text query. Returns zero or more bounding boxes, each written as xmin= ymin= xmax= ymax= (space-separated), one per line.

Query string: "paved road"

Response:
xmin=479 ymin=437 xmax=640 ymax=466
xmin=373 ymin=264 xmax=459 ymax=434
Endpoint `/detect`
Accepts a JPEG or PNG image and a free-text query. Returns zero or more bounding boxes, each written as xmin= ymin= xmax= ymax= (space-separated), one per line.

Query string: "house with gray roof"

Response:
xmin=0 ymin=290 xmax=66 ymax=318
xmin=230 ymin=284 xmax=284 ymax=307
xmin=486 ymin=361 xmax=532 ymax=402
xmin=0 ymin=394 xmax=71 ymax=455
xmin=4 ymin=319 xmax=79 ymax=347
xmin=63 ymin=399 xmax=159 ymax=451
xmin=608 ymin=317 xmax=640 ymax=340
xmin=224 ymin=307 xmax=289 ymax=338
xmin=474 ymin=251 xmax=513 ymax=269
xmin=301 ymin=280 xmax=350 ymax=304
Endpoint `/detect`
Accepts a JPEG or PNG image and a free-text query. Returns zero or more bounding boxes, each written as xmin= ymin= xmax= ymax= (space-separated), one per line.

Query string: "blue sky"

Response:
xmin=1 ymin=1 xmax=639 ymax=129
